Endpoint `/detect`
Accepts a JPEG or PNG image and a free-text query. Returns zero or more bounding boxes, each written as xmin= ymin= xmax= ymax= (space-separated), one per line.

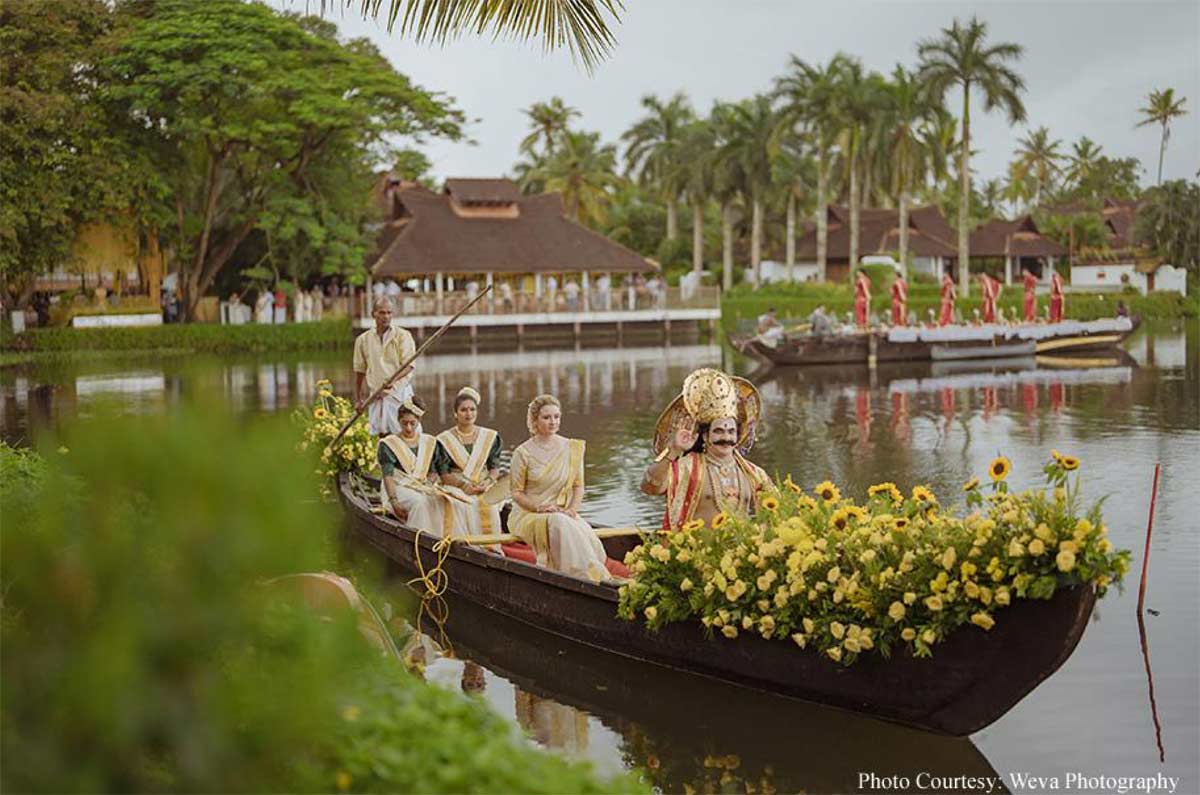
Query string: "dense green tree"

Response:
xmin=1136 ymin=88 xmax=1188 ymax=185
xmin=834 ymin=62 xmax=887 ymax=270
xmin=918 ymin=16 xmax=1027 ymax=290
xmin=1135 ymin=180 xmax=1200 ymax=276
xmin=881 ymin=65 xmax=944 ymax=273
xmin=100 ymin=0 xmax=464 ymax=319
xmin=0 ymin=0 xmax=150 ymax=309
xmin=714 ymin=95 xmax=780 ymax=284
xmin=678 ymin=118 xmax=718 ymax=273
xmin=521 ymin=130 xmax=620 ymax=226
xmin=1011 ymin=126 xmax=1063 ymax=209
xmin=622 ymin=92 xmax=694 ymax=242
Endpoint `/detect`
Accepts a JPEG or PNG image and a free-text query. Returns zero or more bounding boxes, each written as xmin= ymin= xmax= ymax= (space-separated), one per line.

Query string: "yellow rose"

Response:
xmin=741 ymin=615 xmax=754 ymax=630
xmin=830 ymin=621 xmax=846 ymax=639
xmin=827 ymin=647 xmax=843 ymax=662
xmin=680 ymin=578 xmax=693 ymax=592
xmin=802 ymin=617 xmax=815 ymax=634
xmin=888 ymin=601 xmax=906 ymax=621
xmin=860 ymin=549 xmax=877 ymax=563
xmin=925 ymin=595 xmax=944 ymax=611
xmin=792 ymin=633 xmax=807 ymax=648
xmin=1008 ymin=539 xmax=1025 ymax=557
xmin=995 ymin=588 xmax=1011 ymax=606
xmin=759 ymin=615 xmax=776 ymax=635
xmin=1059 ymin=539 xmax=1078 ymax=553
xmin=941 ymin=547 xmax=957 ymax=570
xmin=826 ymin=566 xmax=841 ymax=584
xmin=970 ymin=612 xmax=996 ymax=630
xmin=1056 ymin=549 xmax=1077 ymax=572
xmin=1028 ymin=538 xmax=1046 ymax=556
xmin=721 ymin=625 xmax=739 ymax=639
xmin=903 ymin=591 xmax=916 ymax=605
xmin=964 ymin=581 xmax=981 ymax=598
xmin=1099 ymin=539 xmax=1112 ymax=553
xmin=644 ymin=606 xmax=658 ymax=621
xmin=756 ymin=574 xmax=772 ymax=590
xmin=843 ymin=637 xmax=862 ymax=653
xmin=921 ymin=629 xmax=936 ymax=644
xmin=676 ymin=549 xmax=692 ymax=563
xmin=901 ymin=628 xmax=917 ymax=641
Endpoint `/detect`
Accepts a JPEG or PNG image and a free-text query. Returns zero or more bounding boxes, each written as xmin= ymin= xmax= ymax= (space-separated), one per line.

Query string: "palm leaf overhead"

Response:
xmin=341 ymin=0 xmax=622 ymax=71
xmin=1136 ymin=87 xmax=1188 ymax=185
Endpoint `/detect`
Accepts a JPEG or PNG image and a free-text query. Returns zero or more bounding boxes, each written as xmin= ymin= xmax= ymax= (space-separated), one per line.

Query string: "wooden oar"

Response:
xmin=329 ymin=284 xmax=493 ymax=449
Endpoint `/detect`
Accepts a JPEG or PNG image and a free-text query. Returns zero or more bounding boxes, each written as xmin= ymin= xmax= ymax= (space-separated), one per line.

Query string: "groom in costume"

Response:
xmin=641 ymin=368 xmax=774 ymax=530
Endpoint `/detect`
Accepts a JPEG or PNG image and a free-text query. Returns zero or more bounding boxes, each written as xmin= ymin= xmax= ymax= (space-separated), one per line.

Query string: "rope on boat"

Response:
xmin=406 ymin=529 xmax=456 ymax=599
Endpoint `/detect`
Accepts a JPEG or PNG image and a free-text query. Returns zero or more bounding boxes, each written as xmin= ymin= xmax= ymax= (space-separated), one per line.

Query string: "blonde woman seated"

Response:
xmin=509 ymin=395 xmax=611 ymax=582
xmin=432 ymin=387 xmax=503 ymax=537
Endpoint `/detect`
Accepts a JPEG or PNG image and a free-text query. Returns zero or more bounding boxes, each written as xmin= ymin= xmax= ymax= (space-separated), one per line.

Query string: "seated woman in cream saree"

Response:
xmin=509 ymin=395 xmax=611 ymax=582
xmin=378 ymin=397 xmax=483 ymax=542
xmin=431 ymin=386 xmax=503 ymax=538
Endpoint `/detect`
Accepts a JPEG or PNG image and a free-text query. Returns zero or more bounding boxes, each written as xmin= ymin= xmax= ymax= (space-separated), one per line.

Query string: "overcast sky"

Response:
xmin=282 ymin=0 xmax=1199 ymax=189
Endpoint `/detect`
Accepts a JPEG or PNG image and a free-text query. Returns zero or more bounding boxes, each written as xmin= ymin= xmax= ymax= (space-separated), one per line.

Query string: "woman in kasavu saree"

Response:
xmin=378 ymin=396 xmax=481 ymax=540
xmin=432 ymin=386 xmax=503 ymax=538
xmin=509 ymin=395 xmax=611 ymax=582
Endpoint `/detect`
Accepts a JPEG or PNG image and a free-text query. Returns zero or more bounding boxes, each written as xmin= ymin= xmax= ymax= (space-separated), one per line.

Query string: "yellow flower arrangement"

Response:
xmin=618 ymin=450 xmax=1129 ymax=666
xmin=989 ymin=456 xmax=1011 ymax=482
xmin=295 ymin=384 xmax=376 ymax=498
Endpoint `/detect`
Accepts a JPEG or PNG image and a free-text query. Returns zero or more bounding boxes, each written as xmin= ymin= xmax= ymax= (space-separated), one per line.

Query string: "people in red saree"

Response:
xmin=853 ymin=270 xmax=872 ymax=328
xmin=641 ymin=369 xmax=773 ymax=531
xmin=978 ymin=274 xmax=1000 ymax=323
xmin=890 ymin=274 xmax=908 ymax=327
xmin=1049 ymin=271 xmax=1065 ymax=322
xmin=938 ymin=272 xmax=957 ymax=326
xmin=1022 ymin=268 xmax=1039 ymax=323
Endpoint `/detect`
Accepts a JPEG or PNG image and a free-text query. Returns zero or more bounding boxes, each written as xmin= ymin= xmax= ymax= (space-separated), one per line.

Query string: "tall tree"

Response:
xmin=622 ymin=92 xmax=694 ymax=242
xmin=1136 ymin=88 xmax=1188 ymax=185
xmin=678 ymin=118 xmax=717 ymax=273
xmin=918 ymin=16 xmax=1027 ymax=290
xmin=714 ymin=95 xmax=779 ymax=285
xmin=1062 ymin=136 xmax=1103 ymax=196
xmin=102 ymin=0 xmax=464 ymax=320
xmin=524 ymin=129 xmax=620 ymax=226
xmin=1012 ymin=126 xmax=1063 ymax=209
xmin=519 ymin=97 xmax=580 ymax=157
xmin=1134 ymin=180 xmax=1200 ymax=277
xmin=775 ymin=53 xmax=855 ymax=281
xmin=773 ymin=132 xmax=816 ymax=281
xmin=882 ymin=65 xmax=942 ymax=274
xmin=709 ymin=102 xmax=745 ymax=290
xmin=834 ymin=62 xmax=886 ymax=272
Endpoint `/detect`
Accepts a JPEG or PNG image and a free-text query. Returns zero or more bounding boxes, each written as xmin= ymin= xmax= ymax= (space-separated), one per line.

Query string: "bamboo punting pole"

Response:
xmin=448 ymin=527 xmax=662 ymax=546
xmin=328 ymin=284 xmax=493 ymax=449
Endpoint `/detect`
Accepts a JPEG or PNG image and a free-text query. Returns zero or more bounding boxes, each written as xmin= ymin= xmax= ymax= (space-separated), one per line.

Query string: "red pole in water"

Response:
xmin=1137 ymin=464 xmax=1161 ymax=615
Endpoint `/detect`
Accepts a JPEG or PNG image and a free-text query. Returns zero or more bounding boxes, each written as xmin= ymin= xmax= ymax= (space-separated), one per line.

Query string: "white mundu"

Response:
xmin=378 ymin=433 xmax=483 ymax=540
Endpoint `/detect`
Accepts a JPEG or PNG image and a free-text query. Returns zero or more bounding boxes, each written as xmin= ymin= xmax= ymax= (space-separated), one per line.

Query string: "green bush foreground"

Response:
xmin=0 ymin=408 xmax=642 ymax=794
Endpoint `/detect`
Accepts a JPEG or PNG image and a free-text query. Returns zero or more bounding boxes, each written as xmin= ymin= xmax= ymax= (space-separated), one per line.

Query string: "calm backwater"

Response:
xmin=3 ymin=322 xmax=1197 ymax=793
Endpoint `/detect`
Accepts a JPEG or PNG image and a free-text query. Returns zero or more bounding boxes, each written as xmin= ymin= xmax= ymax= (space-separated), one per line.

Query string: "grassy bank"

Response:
xmin=1 ymin=319 xmax=354 ymax=357
xmin=721 ymin=282 xmax=1199 ymax=330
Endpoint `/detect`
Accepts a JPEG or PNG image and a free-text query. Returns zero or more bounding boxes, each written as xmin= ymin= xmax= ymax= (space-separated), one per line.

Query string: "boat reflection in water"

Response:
xmin=386 ymin=579 xmax=1005 ymax=795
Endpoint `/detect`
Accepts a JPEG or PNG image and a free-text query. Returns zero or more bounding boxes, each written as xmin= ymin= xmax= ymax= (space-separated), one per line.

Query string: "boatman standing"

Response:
xmin=1049 ymin=270 xmax=1065 ymax=322
xmin=853 ymin=270 xmax=872 ymax=329
xmin=641 ymin=369 xmax=774 ymax=530
xmin=354 ymin=297 xmax=416 ymax=436
xmin=890 ymin=273 xmax=908 ymax=327
xmin=1022 ymin=268 xmax=1039 ymax=323
xmin=938 ymin=272 xmax=957 ymax=326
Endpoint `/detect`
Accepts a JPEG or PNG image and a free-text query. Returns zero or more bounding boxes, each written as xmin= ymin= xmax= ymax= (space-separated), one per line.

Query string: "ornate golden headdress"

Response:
xmin=400 ymin=398 xmax=425 ymax=418
xmin=652 ymin=368 xmax=762 ymax=456
xmin=456 ymin=386 xmax=482 ymax=404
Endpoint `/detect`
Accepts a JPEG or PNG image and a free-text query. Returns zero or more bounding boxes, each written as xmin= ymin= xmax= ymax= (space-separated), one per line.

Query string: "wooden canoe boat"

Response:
xmin=339 ymin=473 xmax=1096 ymax=736
xmin=733 ymin=316 xmax=1139 ymax=368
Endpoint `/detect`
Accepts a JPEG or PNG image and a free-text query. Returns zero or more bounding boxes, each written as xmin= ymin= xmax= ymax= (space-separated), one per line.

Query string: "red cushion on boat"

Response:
xmin=501 ymin=543 xmax=537 ymax=564
xmin=605 ymin=558 xmax=631 ymax=578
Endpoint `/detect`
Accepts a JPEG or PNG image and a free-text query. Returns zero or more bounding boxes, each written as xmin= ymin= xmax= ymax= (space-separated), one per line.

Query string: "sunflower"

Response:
xmin=892 ymin=517 xmax=910 ymax=531
xmin=911 ymin=485 xmax=936 ymax=504
xmin=710 ymin=512 xmax=729 ymax=529
xmin=313 ymin=407 xmax=329 ymax=419
xmin=962 ymin=476 xmax=980 ymax=492
xmin=844 ymin=505 xmax=867 ymax=522
xmin=1050 ymin=449 xmax=1063 ymax=462
xmin=989 ymin=456 xmax=1011 ymax=482
xmin=682 ymin=518 xmax=706 ymax=533
xmin=829 ymin=508 xmax=850 ymax=531
xmin=784 ymin=474 xmax=804 ymax=494
xmin=868 ymin=482 xmax=903 ymax=503
xmin=1059 ymin=455 xmax=1080 ymax=471
xmin=761 ymin=496 xmax=780 ymax=512
xmin=815 ymin=480 xmax=841 ymax=502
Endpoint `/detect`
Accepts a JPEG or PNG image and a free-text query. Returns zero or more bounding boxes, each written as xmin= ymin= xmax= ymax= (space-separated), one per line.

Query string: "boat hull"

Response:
xmin=339 ymin=475 xmax=1096 ymax=736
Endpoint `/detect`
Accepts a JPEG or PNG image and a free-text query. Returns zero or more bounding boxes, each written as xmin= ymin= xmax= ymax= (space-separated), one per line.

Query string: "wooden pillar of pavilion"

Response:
xmin=435 ymin=272 xmax=444 ymax=315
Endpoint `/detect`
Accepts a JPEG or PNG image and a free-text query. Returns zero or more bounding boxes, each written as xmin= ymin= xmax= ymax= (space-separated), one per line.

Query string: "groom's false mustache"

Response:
xmin=711 ymin=439 xmax=735 ymax=447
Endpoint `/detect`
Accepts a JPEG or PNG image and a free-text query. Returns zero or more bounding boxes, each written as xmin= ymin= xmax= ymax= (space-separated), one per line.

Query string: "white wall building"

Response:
xmin=1069 ymin=262 xmax=1187 ymax=295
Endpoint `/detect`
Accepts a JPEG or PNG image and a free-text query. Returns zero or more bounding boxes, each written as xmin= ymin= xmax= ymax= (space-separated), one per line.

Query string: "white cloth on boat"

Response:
xmin=916 ymin=325 xmax=1004 ymax=343
xmin=886 ymin=327 xmax=921 ymax=343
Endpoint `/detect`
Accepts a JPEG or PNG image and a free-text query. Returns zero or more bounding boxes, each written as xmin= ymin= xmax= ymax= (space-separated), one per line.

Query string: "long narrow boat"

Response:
xmin=735 ymin=316 xmax=1139 ymax=367
xmin=339 ymin=474 xmax=1096 ymax=736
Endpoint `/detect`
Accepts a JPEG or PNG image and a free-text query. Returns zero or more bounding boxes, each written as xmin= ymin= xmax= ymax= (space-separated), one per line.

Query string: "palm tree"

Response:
xmin=523 ymin=130 xmax=620 ymax=226
xmin=1136 ymin=88 xmax=1188 ymax=185
xmin=1012 ymin=126 xmax=1063 ymax=208
xmin=882 ymin=64 xmax=942 ymax=274
xmin=773 ymin=132 xmax=816 ymax=281
xmin=710 ymin=102 xmax=746 ymax=290
xmin=834 ymin=62 xmax=886 ymax=272
xmin=979 ymin=178 xmax=1005 ymax=218
xmin=714 ymin=95 xmax=780 ymax=285
xmin=775 ymin=53 xmax=855 ymax=281
xmin=622 ymin=92 xmax=694 ymax=241
xmin=1063 ymin=136 xmax=1103 ymax=197
xmin=520 ymin=98 xmax=580 ymax=157
xmin=918 ymin=16 xmax=1027 ymax=290
xmin=357 ymin=0 xmax=622 ymax=72
xmin=678 ymin=117 xmax=717 ymax=273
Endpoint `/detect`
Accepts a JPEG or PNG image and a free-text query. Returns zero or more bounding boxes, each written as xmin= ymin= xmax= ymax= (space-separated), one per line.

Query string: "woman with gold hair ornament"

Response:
xmin=377 ymin=396 xmax=478 ymax=541
xmin=641 ymin=368 xmax=774 ymax=531
xmin=508 ymin=395 xmax=612 ymax=582
xmin=432 ymin=386 xmax=503 ymax=537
